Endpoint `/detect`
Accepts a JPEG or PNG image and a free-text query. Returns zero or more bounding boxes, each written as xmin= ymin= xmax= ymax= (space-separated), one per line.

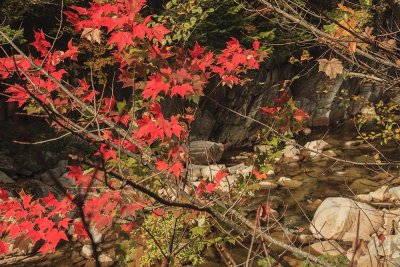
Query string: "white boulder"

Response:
xmin=310 ymin=197 xmax=383 ymax=242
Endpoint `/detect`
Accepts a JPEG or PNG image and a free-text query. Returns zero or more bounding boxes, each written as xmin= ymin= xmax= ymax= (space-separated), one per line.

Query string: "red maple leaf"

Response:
xmin=214 ymin=170 xmax=228 ymax=187
xmin=170 ymin=83 xmax=194 ymax=97
xmin=143 ymin=74 xmax=170 ymax=100
xmin=32 ymin=30 xmax=51 ymax=57
xmin=293 ymin=109 xmax=309 ymax=122
xmin=108 ymin=31 xmax=135 ymax=51
xmin=63 ymin=40 xmax=79 ymax=60
xmin=260 ymin=107 xmax=279 ymax=115
xmin=0 ymin=241 xmax=9 ymax=255
xmin=252 ymin=168 xmax=267 ymax=180
xmin=170 ymin=162 xmax=183 ymax=178
xmin=151 ymin=24 xmax=170 ymax=43
xmin=189 ymin=42 xmax=205 ymax=58
xmin=253 ymin=40 xmax=260 ymax=50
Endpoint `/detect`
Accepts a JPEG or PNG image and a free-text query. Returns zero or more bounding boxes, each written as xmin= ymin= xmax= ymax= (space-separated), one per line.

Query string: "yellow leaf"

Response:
xmin=338 ymin=3 xmax=355 ymax=14
xmin=317 ymin=58 xmax=344 ymax=79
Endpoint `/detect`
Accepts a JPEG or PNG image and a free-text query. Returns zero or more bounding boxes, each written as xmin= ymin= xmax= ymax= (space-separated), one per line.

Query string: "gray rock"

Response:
xmin=189 ymin=141 xmax=224 ymax=164
xmin=81 ymin=244 xmax=93 ymax=259
xmin=99 ymin=253 xmax=114 ymax=266
xmin=200 ymin=165 xmax=225 ymax=179
xmin=259 ymin=181 xmax=278 ymax=190
xmin=0 ymin=170 xmax=14 ymax=184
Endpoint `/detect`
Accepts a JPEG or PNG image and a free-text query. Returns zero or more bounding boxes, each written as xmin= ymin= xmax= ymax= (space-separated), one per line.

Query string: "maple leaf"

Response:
xmin=32 ymin=30 xmax=51 ymax=57
xmin=205 ymin=183 xmax=215 ymax=192
xmin=293 ymin=109 xmax=309 ymax=122
xmin=260 ymin=107 xmax=279 ymax=115
xmin=274 ymin=91 xmax=290 ymax=106
xmin=189 ymin=42 xmax=205 ymax=58
xmin=152 ymin=208 xmax=165 ymax=217
xmin=58 ymin=218 xmax=71 ymax=230
xmin=97 ymin=144 xmax=116 ymax=161
xmin=108 ymin=31 xmax=135 ymax=51
xmin=170 ymin=162 xmax=183 ymax=178
xmin=133 ymin=23 xmax=147 ymax=39
xmin=0 ymin=189 xmax=8 ymax=201
xmin=170 ymin=83 xmax=194 ymax=97
xmin=81 ymin=28 xmax=102 ymax=44
xmin=156 ymin=160 xmax=168 ymax=171
xmin=120 ymin=203 xmax=145 ymax=217
xmin=317 ymin=58 xmax=344 ymax=79
xmin=63 ymin=40 xmax=79 ymax=60
xmin=0 ymin=241 xmax=9 ymax=255
xmin=214 ymin=170 xmax=228 ymax=187
xmin=73 ymin=221 xmax=89 ymax=240
xmin=151 ymin=24 xmax=170 ymax=43
xmin=253 ymin=40 xmax=260 ymax=51
xmin=143 ymin=74 xmax=170 ymax=100
xmin=252 ymin=169 xmax=267 ymax=180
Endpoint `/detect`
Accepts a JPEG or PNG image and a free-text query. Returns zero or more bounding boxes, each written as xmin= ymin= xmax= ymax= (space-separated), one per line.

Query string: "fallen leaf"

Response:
xmin=317 ymin=58 xmax=344 ymax=79
xmin=81 ymin=28 xmax=102 ymax=44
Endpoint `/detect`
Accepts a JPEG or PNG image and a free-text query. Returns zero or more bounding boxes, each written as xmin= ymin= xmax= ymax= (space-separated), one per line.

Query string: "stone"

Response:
xmin=253 ymin=145 xmax=270 ymax=153
xmin=282 ymin=144 xmax=300 ymax=159
xmin=323 ymin=150 xmax=337 ymax=158
xmin=0 ymin=154 xmax=15 ymax=173
xmin=310 ymin=197 xmax=383 ymax=242
xmin=304 ymin=140 xmax=331 ymax=157
xmin=357 ymin=235 xmax=400 ymax=267
xmin=0 ymin=170 xmax=14 ymax=184
xmin=219 ymin=175 xmax=237 ymax=192
xmin=89 ymin=224 xmax=103 ymax=244
xmin=238 ymin=166 xmax=254 ymax=176
xmin=381 ymin=209 xmax=400 ymax=236
xmin=98 ymin=253 xmax=114 ymax=267
xmin=200 ymin=165 xmax=225 ymax=179
xmin=309 ymin=240 xmax=345 ymax=256
xmin=259 ymin=181 xmax=278 ymax=190
xmin=357 ymin=186 xmax=396 ymax=202
xmin=81 ymin=244 xmax=93 ymax=259
xmin=227 ymin=163 xmax=246 ymax=174
xmin=345 ymin=140 xmax=364 ymax=147
xmin=189 ymin=141 xmax=224 ymax=164
xmin=277 ymin=177 xmax=303 ymax=189
xmin=187 ymin=164 xmax=206 ymax=178
xmin=299 ymin=234 xmax=315 ymax=244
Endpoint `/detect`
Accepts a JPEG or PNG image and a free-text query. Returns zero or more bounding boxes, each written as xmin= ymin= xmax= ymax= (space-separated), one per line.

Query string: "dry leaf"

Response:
xmin=81 ymin=28 xmax=102 ymax=44
xmin=379 ymin=39 xmax=396 ymax=52
xmin=396 ymin=59 xmax=400 ymax=67
xmin=338 ymin=3 xmax=355 ymax=14
xmin=348 ymin=41 xmax=357 ymax=54
xmin=317 ymin=58 xmax=344 ymax=79
xmin=300 ymin=50 xmax=312 ymax=62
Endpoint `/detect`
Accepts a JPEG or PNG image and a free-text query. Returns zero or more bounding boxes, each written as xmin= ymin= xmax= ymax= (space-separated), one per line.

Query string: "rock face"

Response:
xmin=189 ymin=141 xmax=224 ymax=164
xmin=310 ymin=197 xmax=383 ymax=242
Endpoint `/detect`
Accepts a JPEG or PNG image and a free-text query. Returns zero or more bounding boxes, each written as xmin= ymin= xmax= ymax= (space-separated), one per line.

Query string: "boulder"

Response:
xmin=357 ymin=235 xmax=400 ymax=267
xmin=304 ymin=140 xmax=331 ymax=157
xmin=200 ymin=165 xmax=225 ymax=179
xmin=310 ymin=197 xmax=383 ymax=242
xmin=189 ymin=141 xmax=224 ymax=164
xmin=259 ymin=181 xmax=278 ymax=190
xmin=81 ymin=244 xmax=93 ymax=259
xmin=0 ymin=170 xmax=14 ymax=184
xmin=99 ymin=253 xmax=114 ymax=267
xmin=219 ymin=175 xmax=237 ymax=192
xmin=309 ymin=240 xmax=345 ymax=256
xmin=282 ymin=144 xmax=300 ymax=159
